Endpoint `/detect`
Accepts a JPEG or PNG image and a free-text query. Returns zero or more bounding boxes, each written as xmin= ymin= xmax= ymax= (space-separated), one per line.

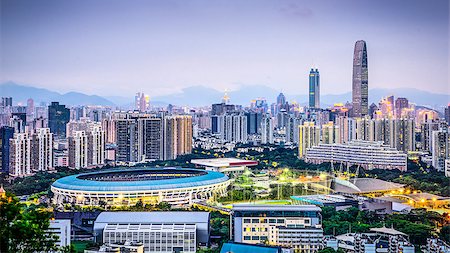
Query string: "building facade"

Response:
xmin=232 ymin=205 xmax=323 ymax=252
xmin=309 ymin=68 xmax=320 ymax=109
xmin=352 ymin=40 xmax=368 ymax=117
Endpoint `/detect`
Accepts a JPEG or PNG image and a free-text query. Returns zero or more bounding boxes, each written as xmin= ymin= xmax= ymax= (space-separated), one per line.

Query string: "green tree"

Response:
xmin=0 ymin=193 xmax=59 ymax=252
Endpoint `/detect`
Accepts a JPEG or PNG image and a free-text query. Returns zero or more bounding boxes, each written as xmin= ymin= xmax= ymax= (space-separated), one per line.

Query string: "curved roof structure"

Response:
xmin=52 ymin=167 xmax=229 ymax=192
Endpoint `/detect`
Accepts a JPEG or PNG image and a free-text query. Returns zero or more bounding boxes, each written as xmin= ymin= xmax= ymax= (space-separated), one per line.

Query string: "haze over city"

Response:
xmin=1 ymin=0 xmax=449 ymax=97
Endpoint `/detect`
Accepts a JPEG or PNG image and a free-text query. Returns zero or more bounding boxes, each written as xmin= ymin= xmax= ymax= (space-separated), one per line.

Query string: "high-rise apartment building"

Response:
xmin=261 ymin=114 xmax=273 ymax=144
xmin=321 ymin=122 xmax=340 ymax=144
xmin=0 ymin=126 xmax=14 ymax=174
xmin=395 ymin=97 xmax=409 ymax=119
xmin=32 ymin=128 xmax=53 ymax=172
xmin=309 ymin=68 xmax=320 ymax=109
xmin=217 ymin=114 xmax=248 ymax=144
xmin=163 ymin=115 xmax=193 ymax=160
xmin=48 ymin=102 xmax=70 ymax=138
xmin=68 ymin=131 xmax=89 ymax=169
xmin=89 ymin=125 xmax=106 ymax=166
xmin=352 ymin=40 xmax=368 ymax=117
xmin=286 ymin=116 xmax=301 ymax=144
xmin=298 ymin=122 xmax=320 ymax=158
xmin=9 ymin=132 xmax=32 ymax=176
xmin=1 ymin=97 xmax=12 ymax=107
xmin=431 ymin=127 xmax=449 ymax=171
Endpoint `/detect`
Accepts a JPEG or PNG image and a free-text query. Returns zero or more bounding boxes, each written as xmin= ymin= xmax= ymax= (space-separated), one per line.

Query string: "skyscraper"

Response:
xmin=0 ymin=126 xmax=14 ymax=174
xmin=309 ymin=68 xmax=320 ymax=109
xmin=48 ymin=102 xmax=70 ymax=138
xmin=352 ymin=40 xmax=368 ymax=117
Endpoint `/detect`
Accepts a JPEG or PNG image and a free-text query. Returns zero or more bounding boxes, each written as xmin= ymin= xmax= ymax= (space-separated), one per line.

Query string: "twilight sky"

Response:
xmin=1 ymin=0 xmax=449 ymax=97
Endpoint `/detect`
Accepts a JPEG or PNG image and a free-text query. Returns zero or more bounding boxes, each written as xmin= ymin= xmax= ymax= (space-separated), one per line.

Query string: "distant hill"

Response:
xmin=0 ymin=82 xmax=115 ymax=106
xmin=1 ymin=82 xmax=448 ymax=109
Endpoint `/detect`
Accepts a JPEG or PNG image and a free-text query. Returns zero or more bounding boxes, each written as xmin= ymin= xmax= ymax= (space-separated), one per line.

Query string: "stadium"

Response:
xmin=51 ymin=167 xmax=230 ymax=207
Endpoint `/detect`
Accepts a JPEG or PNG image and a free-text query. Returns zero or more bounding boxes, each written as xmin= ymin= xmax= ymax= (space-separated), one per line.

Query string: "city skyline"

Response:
xmin=1 ymin=0 xmax=448 ymax=97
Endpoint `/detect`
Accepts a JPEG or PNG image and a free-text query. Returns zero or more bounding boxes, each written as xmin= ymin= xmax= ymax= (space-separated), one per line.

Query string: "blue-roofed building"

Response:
xmin=220 ymin=242 xmax=283 ymax=253
xmin=51 ymin=167 xmax=230 ymax=207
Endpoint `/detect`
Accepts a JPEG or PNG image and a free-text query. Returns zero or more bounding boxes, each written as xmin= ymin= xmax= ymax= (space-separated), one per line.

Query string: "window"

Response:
xmin=252 ymin=236 xmax=260 ymax=240
xmin=244 ymin=236 xmax=251 ymax=241
xmin=244 ymin=219 xmax=251 ymax=223
xmin=304 ymin=219 xmax=310 ymax=224
xmin=251 ymin=219 xmax=259 ymax=223
xmin=277 ymin=219 xmax=284 ymax=223
xmin=269 ymin=219 xmax=276 ymax=223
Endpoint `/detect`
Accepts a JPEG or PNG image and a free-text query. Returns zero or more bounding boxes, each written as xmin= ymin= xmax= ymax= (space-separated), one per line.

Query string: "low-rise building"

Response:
xmin=93 ymin=212 xmax=210 ymax=253
xmin=325 ymin=227 xmax=415 ymax=253
xmin=191 ymin=158 xmax=258 ymax=175
xmin=231 ymin=205 xmax=323 ymax=252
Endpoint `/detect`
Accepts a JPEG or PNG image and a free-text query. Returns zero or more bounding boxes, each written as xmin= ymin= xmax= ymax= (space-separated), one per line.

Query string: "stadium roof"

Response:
xmin=220 ymin=242 xmax=282 ymax=253
xmin=334 ymin=178 xmax=404 ymax=194
xmin=52 ymin=167 xmax=229 ymax=192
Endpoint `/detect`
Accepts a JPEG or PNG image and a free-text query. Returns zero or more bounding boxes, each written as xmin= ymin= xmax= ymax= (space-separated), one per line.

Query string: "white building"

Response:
xmin=68 ymin=131 xmax=89 ymax=169
xmin=32 ymin=128 xmax=53 ymax=172
xmin=232 ymin=205 xmax=323 ymax=252
xmin=218 ymin=114 xmax=248 ymax=144
xmin=48 ymin=219 xmax=71 ymax=248
xmin=89 ymin=125 xmax=106 ymax=166
xmin=191 ymin=158 xmax=258 ymax=174
xmin=431 ymin=128 xmax=449 ymax=171
xmin=261 ymin=114 xmax=274 ymax=144
xmin=9 ymin=132 xmax=32 ymax=176
xmin=298 ymin=122 xmax=320 ymax=158
xmin=445 ymin=159 xmax=450 ymax=177
xmin=93 ymin=212 xmax=210 ymax=253
xmin=305 ymin=140 xmax=408 ymax=171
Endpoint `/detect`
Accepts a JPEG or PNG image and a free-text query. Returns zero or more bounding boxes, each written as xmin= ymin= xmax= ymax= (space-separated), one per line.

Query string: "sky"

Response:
xmin=1 ymin=0 xmax=449 ymax=97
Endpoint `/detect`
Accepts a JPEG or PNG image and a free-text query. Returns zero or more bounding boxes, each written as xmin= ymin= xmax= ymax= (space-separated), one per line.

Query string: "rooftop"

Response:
xmin=232 ymin=204 xmax=321 ymax=212
xmin=52 ymin=167 xmax=229 ymax=192
xmin=220 ymin=242 xmax=282 ymax=253
xmin=191 ymin=158 xmax=258 ymax=167
xmin=334 ymin=178 xmax=404 ymax=194
xmin=95 ymin=211 xmax=210 ymax=224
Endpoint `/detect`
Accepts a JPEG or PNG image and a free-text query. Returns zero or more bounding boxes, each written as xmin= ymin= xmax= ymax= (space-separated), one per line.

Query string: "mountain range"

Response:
xmin=0 ymin=81 xmax=448 ymax=109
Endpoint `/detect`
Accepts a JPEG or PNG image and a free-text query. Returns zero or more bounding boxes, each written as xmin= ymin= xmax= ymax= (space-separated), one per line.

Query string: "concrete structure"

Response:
xmin=68 ymin=131 xmax=89 ymax=169
xmin=298 ymin=122 xmax=320 ymax=158
xmin=191 ymin=158 xmax=258 ymax=174
xmin=9 ymin=132 xmax=32 ymax=176
xmin=163 ymin=115 xmax=193 ymax=160
xmin=352 ymin=40 xmax=368 ymax=117
xmin=305 ymin=140 xmax=407 ymax=171
xmin=232 ymin=204 xmax=323 ymax=252
xmin=333 ymin=177 xmax=405 ymax=196
xmin=261 ymin=114 xmax=274 ymax=144
xmin=431 ymin=127 xmax=449 ymax=171
xmin=32 ymin=128 xmax=53 ymax=172
xmin=52 ymin=167 xmax=230 ymax=207
xmin=217 ymin=114 xmax=248 ymax=144
xmin=48 ymin=219 xmax=71 ymax=248
xmin=93 ymin=212 xmax=210 ymax=253
xmin=445 ymin=159 xmax=450 ymax=177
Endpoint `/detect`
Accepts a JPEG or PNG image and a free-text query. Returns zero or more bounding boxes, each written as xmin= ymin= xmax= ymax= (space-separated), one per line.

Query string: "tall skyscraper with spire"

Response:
xmin=309 ymin=68 xmax=320 ymax=109
xmin=352 ymin=40 xmax=368 ymax=117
